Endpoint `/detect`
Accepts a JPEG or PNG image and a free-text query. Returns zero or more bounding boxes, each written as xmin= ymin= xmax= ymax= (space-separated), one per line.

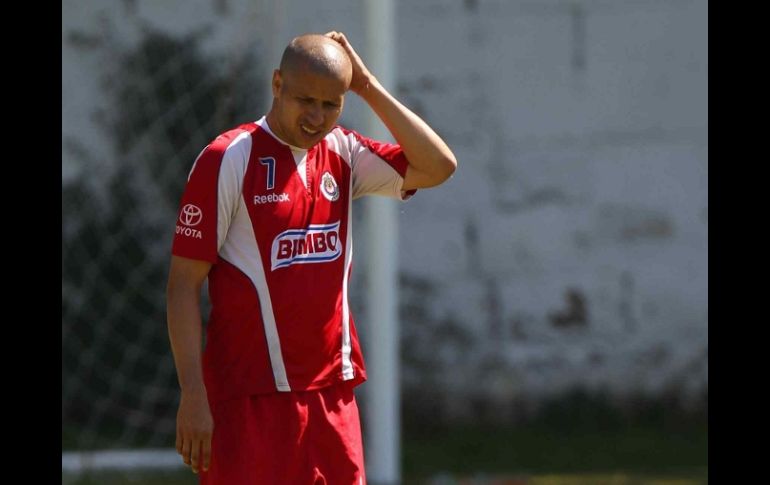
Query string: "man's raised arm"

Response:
xmin=326 ymin=31 xmax=458 ymax=191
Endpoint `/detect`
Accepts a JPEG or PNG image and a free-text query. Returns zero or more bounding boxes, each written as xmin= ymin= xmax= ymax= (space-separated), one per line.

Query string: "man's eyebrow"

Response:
xmin=295 ymin=92 xmax=342 ymax=104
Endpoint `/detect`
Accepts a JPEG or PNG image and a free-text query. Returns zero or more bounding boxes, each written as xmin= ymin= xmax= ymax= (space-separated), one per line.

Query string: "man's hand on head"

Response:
xmin=325 ymin=31 xmax=375 ymax=96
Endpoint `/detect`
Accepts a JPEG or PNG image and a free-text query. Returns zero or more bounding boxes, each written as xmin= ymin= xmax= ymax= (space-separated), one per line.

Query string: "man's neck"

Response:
xmin=263 ymin=113 xmax=305 ymax=152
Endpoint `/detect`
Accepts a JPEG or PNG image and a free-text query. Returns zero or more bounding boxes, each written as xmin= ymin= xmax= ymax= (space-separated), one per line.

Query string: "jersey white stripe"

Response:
xmin=216 ymin=132 xmax=253 ymax=252
xmin=246 ymin=251 xmax=291 ymax=391
xmin=341 ymin=173 xmax=354 ymax=380
xmin=218 ymin=167 xmax=291 ymax=392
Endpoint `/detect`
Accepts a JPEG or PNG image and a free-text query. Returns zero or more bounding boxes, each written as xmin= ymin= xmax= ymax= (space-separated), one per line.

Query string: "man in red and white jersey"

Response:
xmin=166 ymin=31 xmax=457 ymax=484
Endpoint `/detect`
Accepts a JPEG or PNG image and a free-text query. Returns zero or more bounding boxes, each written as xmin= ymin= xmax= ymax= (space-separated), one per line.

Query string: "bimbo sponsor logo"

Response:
xmin=271 ymin=221 xmax=342 ymax=270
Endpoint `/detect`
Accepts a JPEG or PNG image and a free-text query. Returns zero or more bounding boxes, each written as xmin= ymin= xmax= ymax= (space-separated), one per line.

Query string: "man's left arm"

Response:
xmin=326 ymin=31 xmax=457 ymax=191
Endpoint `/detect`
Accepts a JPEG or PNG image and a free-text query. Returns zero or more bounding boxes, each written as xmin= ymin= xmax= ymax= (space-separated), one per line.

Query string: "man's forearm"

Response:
xmin=167 ymin=287 xmax=207 ymax=393
xmin=360 ymin=77 xmax=457 ymax=187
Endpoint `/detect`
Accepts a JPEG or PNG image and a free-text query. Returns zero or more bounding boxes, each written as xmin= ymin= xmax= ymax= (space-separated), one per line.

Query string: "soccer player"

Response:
xmin=166 ymin=31 xmax=457 ymax=484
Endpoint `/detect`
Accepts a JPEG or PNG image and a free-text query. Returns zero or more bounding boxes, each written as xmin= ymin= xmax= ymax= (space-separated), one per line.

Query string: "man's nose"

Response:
xmin=305 ymin=104 xmax=323 ymax=126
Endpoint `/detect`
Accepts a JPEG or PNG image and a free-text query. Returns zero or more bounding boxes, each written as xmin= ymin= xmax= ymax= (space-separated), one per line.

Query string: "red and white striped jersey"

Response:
xmin=172 ymin=117 xmax=415 ymax=403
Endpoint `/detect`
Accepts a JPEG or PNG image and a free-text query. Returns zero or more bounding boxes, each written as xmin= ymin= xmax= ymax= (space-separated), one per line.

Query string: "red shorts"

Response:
xmin=199 ymin=382 xmax=366 ymax=485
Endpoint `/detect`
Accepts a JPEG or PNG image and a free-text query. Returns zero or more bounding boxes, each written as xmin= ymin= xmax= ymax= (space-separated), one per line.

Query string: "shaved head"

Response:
xmin=279 ymin=34 xmax=352 ymax=85
xmin=267 ymin=33 xmax=352 ymax=149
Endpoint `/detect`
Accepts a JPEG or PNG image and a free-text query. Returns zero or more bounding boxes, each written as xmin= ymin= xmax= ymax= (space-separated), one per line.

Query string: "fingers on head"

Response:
xmin=325 ymin=31 xmax=346 ymax=42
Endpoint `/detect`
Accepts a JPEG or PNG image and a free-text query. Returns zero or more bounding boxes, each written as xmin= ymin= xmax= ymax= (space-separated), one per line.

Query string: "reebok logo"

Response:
xmin=254 ymin=193 xmax=290 ymax=204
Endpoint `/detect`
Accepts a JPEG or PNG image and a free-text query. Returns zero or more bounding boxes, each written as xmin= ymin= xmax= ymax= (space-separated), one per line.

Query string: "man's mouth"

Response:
xmin=301 ymin=125 xmax=320 ymax=136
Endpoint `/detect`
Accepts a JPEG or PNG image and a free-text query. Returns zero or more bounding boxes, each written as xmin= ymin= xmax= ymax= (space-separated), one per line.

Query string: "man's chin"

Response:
xmin=296 ymin=130 xmax=325 ymax=148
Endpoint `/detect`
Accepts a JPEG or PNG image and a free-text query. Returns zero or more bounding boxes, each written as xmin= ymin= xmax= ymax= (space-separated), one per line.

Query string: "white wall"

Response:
xmin=62 ymin=0 xmax=708 ymax=410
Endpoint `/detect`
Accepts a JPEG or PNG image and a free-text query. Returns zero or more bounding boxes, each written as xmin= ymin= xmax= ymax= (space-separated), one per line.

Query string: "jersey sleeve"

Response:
xmin=335 ymin=126 xmax=418 ymax=201
xmin=171 ymin=130 xmax=251 ymax=263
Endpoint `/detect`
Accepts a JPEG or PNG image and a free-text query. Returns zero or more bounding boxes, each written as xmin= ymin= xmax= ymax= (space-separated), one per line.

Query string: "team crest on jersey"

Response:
xmin=320 ymin=171 xmax=340 ymax=202
xmin=271 ymin=221 xmax=342 ymax=270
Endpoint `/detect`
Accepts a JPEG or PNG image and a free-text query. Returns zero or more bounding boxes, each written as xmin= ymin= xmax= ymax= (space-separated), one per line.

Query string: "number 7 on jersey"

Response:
xmin=260 ymin=157 xmax=276 ymax=190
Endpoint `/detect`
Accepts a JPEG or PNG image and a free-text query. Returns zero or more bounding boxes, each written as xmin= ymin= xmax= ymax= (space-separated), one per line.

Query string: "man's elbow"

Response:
xmin=435 ymin=154 xmax=457 ymax=184
xmin=406 ymin=154 xmax=458 ymax=189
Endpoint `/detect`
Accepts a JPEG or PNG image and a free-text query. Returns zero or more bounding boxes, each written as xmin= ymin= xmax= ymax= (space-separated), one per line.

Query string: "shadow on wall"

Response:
xmin=548 ymin=287 xmax=588 ymax=329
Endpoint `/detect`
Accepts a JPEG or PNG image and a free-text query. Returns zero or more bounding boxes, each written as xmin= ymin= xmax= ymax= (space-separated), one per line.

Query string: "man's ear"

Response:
xmin=272 ymin=69 xmax=282 ymax=98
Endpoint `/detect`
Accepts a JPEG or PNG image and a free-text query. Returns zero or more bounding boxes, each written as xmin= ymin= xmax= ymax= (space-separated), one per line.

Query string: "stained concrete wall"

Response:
xmin=63 ymin=0 xmax=707 ymax=416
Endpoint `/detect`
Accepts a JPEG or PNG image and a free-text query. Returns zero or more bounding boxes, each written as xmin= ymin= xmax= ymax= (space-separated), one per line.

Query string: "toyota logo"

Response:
xmin=179 ymin=204 xmax=203 ymax=226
